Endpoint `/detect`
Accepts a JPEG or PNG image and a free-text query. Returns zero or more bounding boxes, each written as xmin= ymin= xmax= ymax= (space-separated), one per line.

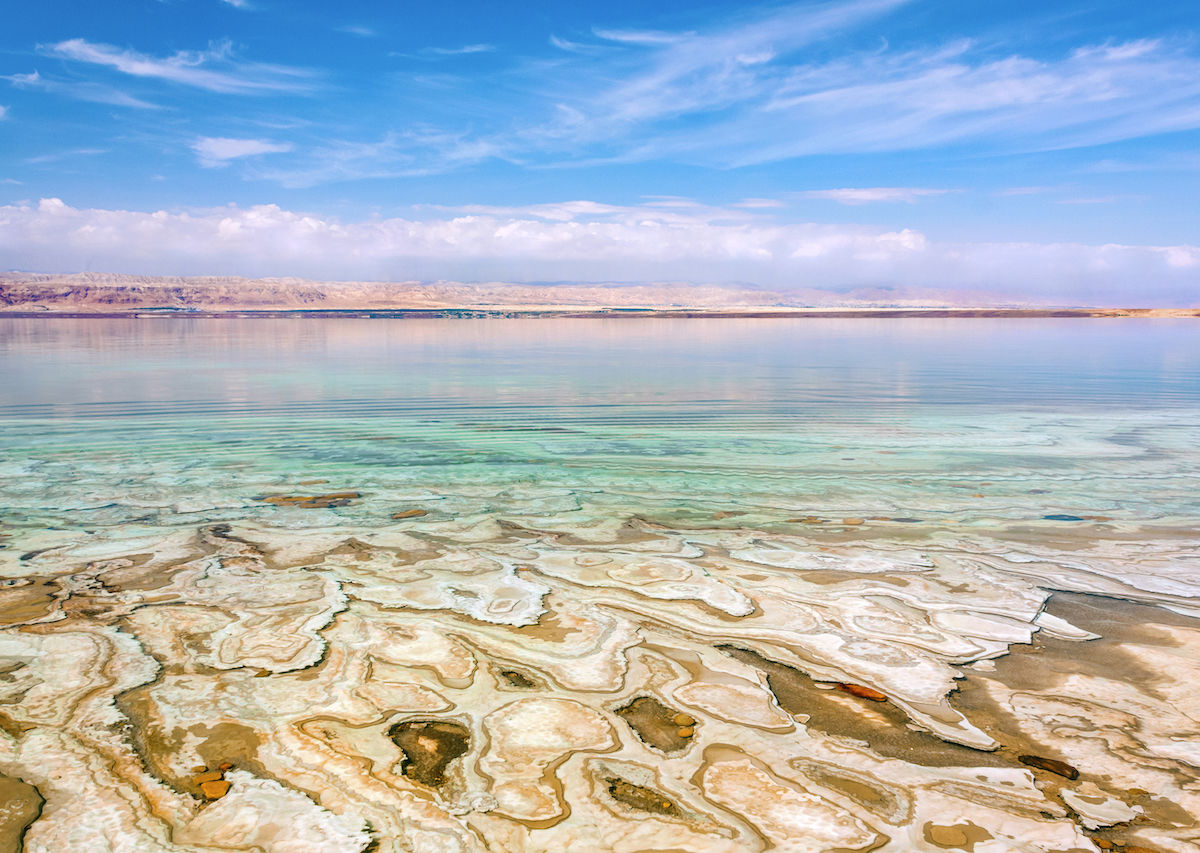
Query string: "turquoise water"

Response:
xmin=2 ymin=317 xmax=1199 ymax=539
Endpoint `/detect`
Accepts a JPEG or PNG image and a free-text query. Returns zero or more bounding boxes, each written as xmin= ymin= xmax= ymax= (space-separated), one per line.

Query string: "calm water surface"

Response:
xmin=2 ymin=317 xmax=1199 ymax=535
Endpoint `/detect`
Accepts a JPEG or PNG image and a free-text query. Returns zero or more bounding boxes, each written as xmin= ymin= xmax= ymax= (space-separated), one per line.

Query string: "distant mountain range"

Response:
xmin=1 ymin=272 xmax=1195 ymax=316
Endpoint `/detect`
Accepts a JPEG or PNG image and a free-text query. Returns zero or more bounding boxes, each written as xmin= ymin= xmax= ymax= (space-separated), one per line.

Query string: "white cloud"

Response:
xmin=337 ymin=25 xmax=376 ymax=38
xmin=0 ymin=105 xmax=7 ymax=119
xmin=193 ymin=137 xmax=293 ymax=167
xmin=44 ymin=39 xmax=317 ymax=95
xmin=1 ymin=198 xmax=1195 ymax=304
xmin=220 ymin=0 xmax=250 ymax=8
xmin=799 ymin=187 xmax=951 ymax=204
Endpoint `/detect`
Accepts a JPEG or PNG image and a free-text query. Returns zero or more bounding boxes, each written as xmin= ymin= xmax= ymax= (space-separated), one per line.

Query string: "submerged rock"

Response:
xmin=837 ymin=683 xmax=888 ymax=702
xmin=256 ymin=491 xmax=360 ymax=508
xmin=392 ymin=508 xmax=428 ymax=519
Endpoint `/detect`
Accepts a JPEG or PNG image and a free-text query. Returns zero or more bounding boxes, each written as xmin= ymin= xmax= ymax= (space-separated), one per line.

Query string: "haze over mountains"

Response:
xmin=0 ymin=272 xmax=1160 ymax=314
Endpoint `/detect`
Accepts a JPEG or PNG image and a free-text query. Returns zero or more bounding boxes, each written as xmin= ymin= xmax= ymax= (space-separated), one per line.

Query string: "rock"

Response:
xmin=671 ymin=713 xmax=695 ymax=727
xmin=199 ymin=779 xmax=231 ymax=799
xmin=836 ymin=683 xmax=887 ymax=702
xmin=1018 ymin=754 xmax=1079 ymax=779
xmin=392 ymin=509 xmax=428 ymax=519
xmin=841 ymin=518 xmax=865 ymax=525
xmin=192 ymin=770 xmax=223 ymax=785
xmin=218 ymin=762 xmax=234 ymax=771
xmin=676 ymin=726 xmax=694 ymax=738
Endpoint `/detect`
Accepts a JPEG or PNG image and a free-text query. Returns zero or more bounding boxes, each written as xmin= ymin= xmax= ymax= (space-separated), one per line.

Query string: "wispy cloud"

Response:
xmin=337 ymin=25 xmax=376 ymax=38
xmin=732 ymin=198 xmax=785 ymax=208
xmin=219 ymin=0 xmax=251 ymax=9
xmin=3 ymin=198 xmax=1197 ymax=303
xmin=193 ymin=136 xmax=293 ymax=167
xmin=799 ymin=187 xmax=952 ymax=204
xmin=251 ymin=130 xmax=503 ymax=187
xmin=493 ymin=6 xmax=1200 ymax=170
xmin=1056 ymin=195 xmax=1120 ymax=205
xmin=24 ymin=148 xmax=108 ymax=165
xmin=592 ymin=28 xmax=694 ymax=46
xmin=0 ymin=105 xmax=7 ymax=120
xmin=426 ymin=44 xmax=494 ymax=56
xmin=44 ymin=39 xmax=317 ymax=95
xmin=4 ymin=70 xmax=159 ymax=109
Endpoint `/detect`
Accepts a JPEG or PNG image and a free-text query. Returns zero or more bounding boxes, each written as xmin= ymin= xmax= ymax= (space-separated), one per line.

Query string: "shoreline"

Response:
xmin=3 ymin=307 xmax=1198 ymax=319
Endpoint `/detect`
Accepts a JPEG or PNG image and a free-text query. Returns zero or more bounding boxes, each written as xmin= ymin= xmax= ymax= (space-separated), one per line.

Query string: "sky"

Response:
xmin=1 ymin=0 xmax=1198 ymax=303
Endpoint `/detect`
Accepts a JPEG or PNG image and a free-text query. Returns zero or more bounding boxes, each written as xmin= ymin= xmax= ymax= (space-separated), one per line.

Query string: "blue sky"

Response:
xmin=1 ymin=0 xmax=1198 ymax=302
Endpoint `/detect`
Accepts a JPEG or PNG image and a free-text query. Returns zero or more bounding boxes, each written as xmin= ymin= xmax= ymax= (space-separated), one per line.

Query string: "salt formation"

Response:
xmin=4 ymin=501 xmax=1199 ymax=853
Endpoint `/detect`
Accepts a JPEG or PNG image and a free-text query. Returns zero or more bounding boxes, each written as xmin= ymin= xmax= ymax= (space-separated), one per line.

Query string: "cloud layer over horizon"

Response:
xmin=3 ymin=198 xmax=1196 ymax=305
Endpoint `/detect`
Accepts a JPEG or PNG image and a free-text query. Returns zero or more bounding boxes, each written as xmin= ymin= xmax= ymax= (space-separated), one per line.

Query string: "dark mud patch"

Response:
xmin=605 ymin=776 xmax=682 ymax=817
xmin=495 ymin=667 xmax=543 ymax=690
xmin=615 ymin=696 xmax=693 ymax=753
xmin=0 ymin=773 xmax=43 ymax=853
xmin=388 ymin=720 xmax=470 ymax=788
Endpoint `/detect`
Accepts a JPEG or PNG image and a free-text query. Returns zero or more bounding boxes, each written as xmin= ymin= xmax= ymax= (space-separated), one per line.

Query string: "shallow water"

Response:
xmin=2 ymin=318 xmax=1199 ymax=853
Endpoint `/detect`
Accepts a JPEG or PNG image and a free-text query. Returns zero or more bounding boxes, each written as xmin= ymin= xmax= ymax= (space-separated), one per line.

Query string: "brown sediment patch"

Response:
xmin=189 ymin=722 xmax=263 ymax=784
xmin=952 ymin=592 xmax=1200 ymax=840
xmin=392 ymin=509 xmax=428 ymax=519
xmin=256 ymin=491 xmax=361 ymax=509
xmin=388 ymin=720 xmax=470 ymax=788
xmin=0 ymin=773 xmax=43 ymax=852
xmin=922 ymin=821 xmax=994 ymax=850
xmin=116 ymin=687 xmax=269 ymax=796
xmin=0 ymin=578 xmax=60 ymax=626
xmin=719 ymin=646 xmax=1010 ymax=767
xmin=615 ymin=696 xmax=693 ymax=753
xmin=0 ymin=711 xmax=36 ymax=739
xmin=92 ymin=553 xmax=180 ymax=593
xmin=512 ymin=608 xmax=581 ymax=643
xmin=605 ymin=776 xmax=682 ymax=817
xmin=790 ymin=758 xmax=912 ymax=824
